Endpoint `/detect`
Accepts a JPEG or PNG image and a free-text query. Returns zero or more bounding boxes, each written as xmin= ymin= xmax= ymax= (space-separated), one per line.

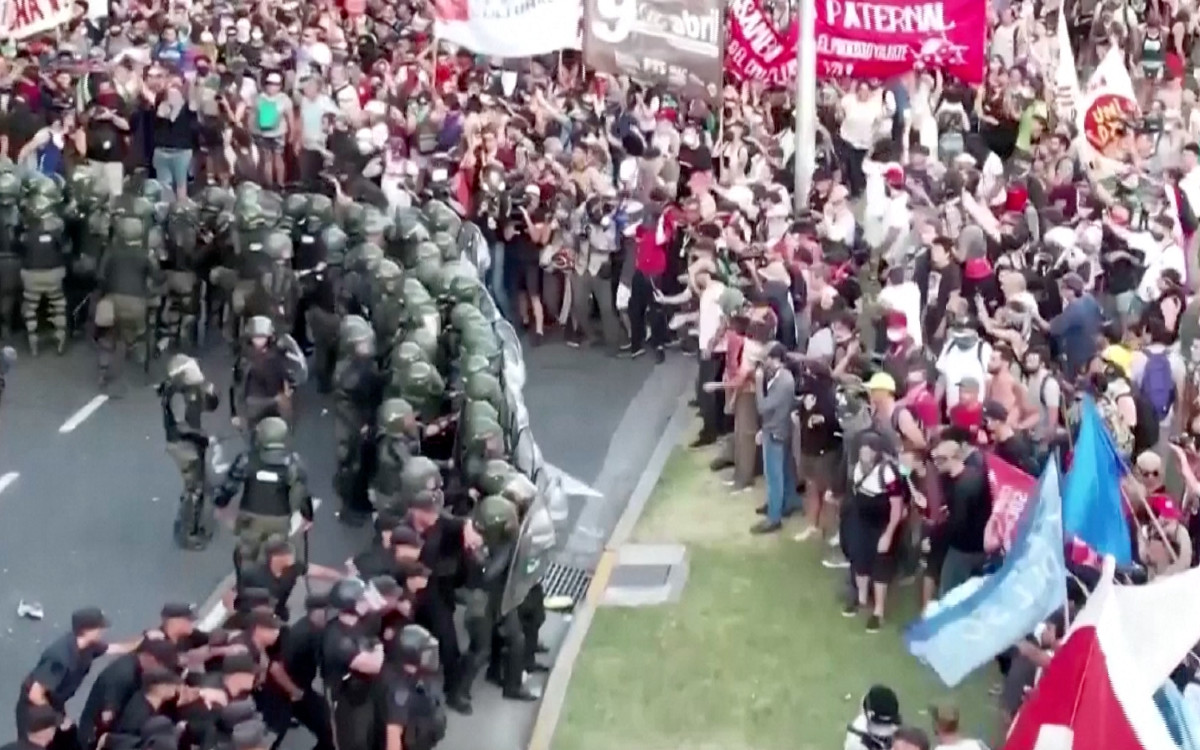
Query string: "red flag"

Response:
xmin=984 ymin=454 xmax=1037 ymax=553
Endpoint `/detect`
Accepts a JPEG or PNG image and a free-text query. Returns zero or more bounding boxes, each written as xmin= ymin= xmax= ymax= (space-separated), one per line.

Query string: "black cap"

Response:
xmin=232 ymin=721 xmax=268 ymax=750
xmin=370 ymin=576 xmax=401 ymax=599
xmin=222 ymin=653 xmax=258 ymax=676
xmin=235 ymin=587 xmax=274 ymax=612
xmin=391 ymin=525 xmax=422 ymax=547
xmin=137 ymin=638 xmax=180 ymax=668
xmin=305 ymin=592 xmax=329 ymax=611
xmin=863 ymin=684 xmax=900 ymax=725
xmin=72 ymin=607 xmax=109 ymax=633
xmin=244 ymin=610 xmax=283 ymax=631
xmin=375 ymin=510 xmax=402 ymax=533
xmin=765 ymin=342 xmax=787 ymax=361
xmin=26 ymin=705 xmax=60 ymax=734
xmin=160 ymin=602 xmax=196 ymax=621
xmin=141 ymin=667 xmax=182 ymax=690
xmin=982 ymin=399 xmax=1009 ymax=422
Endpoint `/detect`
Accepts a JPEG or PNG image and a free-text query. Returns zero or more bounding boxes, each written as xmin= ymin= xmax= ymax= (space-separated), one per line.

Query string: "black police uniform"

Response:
xmin=321 ymin=620 xmax=378 ymax=750
xmin=415 ymin=518 xmax=469 ymax=701
xmin=230 ymin=346 xmax=292 ymax=429
xmin=16 ymin=634 xmax=106 ymax=736
xmin=77 ymin=654 xmax=140 ymax=749
xmin=381 ymin=671 xmax=447 ymax=750
xmin=235 ymin=562 xmax=304 ymax=622
xmin=257 ymin=618 xmax=333 ymax=750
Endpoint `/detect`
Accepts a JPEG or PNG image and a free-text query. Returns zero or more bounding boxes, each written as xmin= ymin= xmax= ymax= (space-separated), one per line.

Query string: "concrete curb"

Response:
xmin=527 ymin=390 xmax=694 ymax=750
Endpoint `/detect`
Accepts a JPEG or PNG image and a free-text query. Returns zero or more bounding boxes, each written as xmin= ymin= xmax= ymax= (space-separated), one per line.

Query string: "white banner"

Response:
xmin=433 ymin=0 xmax=581 ymax=57
xmin=1 ymin=0 xmax=74 ymax=39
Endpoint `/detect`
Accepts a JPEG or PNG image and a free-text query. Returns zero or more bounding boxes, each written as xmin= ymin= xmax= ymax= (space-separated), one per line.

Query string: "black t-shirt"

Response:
xmin=995 ymin=432 xmax=1039 ymax=476
xmin=274 ymin=618 xmax=323 ymax=690
xmin=940 ymin=450 xmax=991 ymax=554
xmin=237 ymin=563 xmax=303 ymax=621
xmin=352 ymin=544 xmax=396 ymax=582
xmin=509 ymin=203 xmax=549 ymax=263
xmin=919 ymin=258 xmax=962 ymax=342
xmin=2 ymin=102 xmax=45 ymax=160
xmin=84 ymin=102 xmax=129 ymax=163
xmin=22 ymin=633 xmax=106 ymax=710
xmin=79 ymin=654 xmax=141 ymax=743
xmin=796 ymin=377 xmax=840 ymax=456
xmin=320 ymin=618 xmax=364 ymax=691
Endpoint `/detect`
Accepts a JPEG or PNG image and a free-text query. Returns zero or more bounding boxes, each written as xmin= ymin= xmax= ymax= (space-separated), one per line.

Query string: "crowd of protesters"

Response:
xmin=10 ymin=0 xmax=1200 ymax=744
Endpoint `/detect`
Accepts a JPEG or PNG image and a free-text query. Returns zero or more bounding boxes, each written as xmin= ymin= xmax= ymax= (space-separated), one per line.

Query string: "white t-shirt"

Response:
xmin=698 ymin=282 xmax=727 ymax=353
xmin=840 ymin=93 xmax=883 ymax=150
xmin=878 ymin=281 xmax=923 ymax=348
xmin=937 ymin=338 xmax=992 ymax=408
xmin=1137 ymin=239 xmax=1187 ymax=302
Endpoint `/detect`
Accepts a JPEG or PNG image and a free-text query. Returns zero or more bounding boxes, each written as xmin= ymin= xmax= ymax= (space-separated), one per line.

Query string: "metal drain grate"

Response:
xmin=541 ymin=561 xmax=593 ymax=604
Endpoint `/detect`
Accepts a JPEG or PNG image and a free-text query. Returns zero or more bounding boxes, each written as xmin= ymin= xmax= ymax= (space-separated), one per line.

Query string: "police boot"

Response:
xmin=173 ymin=491 xmax=195 ymax=548
xmin=27 ymin=333 xmax=38 ymax=357
xmin=185 ymin=490 xmax=213 ymax=550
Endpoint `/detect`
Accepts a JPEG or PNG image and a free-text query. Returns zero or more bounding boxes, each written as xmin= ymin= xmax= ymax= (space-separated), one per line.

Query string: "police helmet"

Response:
xmin=167 ymin=354 xmax=204 ymax=386
xmin=254 ymin=417 xmax=289 ymax=450
xmin=245 ymin=316 xmax=274 ymax=339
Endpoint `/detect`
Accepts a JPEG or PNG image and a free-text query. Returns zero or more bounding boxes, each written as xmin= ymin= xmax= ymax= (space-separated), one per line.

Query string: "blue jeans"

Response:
xmin=153 ymin=148 xmax=192 ymax=195
xmin=763 ymin=436 xmax=797 ymax=524
xmin=489 ymin=241 xmax=512 ymax=322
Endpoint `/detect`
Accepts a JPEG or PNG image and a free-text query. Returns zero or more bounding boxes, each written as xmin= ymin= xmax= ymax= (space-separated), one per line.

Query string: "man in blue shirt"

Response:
xmin=1048 ymin=272 xmax=1104 ymax=376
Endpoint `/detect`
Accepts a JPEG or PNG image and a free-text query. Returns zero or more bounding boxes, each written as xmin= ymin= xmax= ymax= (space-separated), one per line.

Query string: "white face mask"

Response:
xmin=683 ymin=130 xmax=699 ymax=148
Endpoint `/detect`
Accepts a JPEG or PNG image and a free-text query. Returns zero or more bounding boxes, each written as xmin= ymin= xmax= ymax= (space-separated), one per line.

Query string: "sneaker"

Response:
xmin=565 ymin=339 xmax=581 ymax=349
xmin=865 ymin=614 xmax=881 ymax=633
xmin=793 ymin=526 xmax=818 ymax=542
xmin=821 ymin=554 xmax=850 ymax=570
xmin=629 ymin=347 xmax=646 ymax=359
xmin=827 ymin=532 xmax=841 ymax=548
xmin=750 ymin=520 xmax=781 ymax=535
xmin=654 ymin=349 xmax=665 ymax=364
xmin=618 ymin=342 xmax=632 ymax=352
xmin=841 ymin=602 xmax=858 ymax=618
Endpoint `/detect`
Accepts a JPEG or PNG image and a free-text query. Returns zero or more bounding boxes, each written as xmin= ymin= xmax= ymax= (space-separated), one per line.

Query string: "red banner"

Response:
xmin=726 ymin=0 xmax=798 ymax=86
xmin=725 ymin=0 xmax=986 ymax=86
xmin=984 ymin=454 xmax=1037 ymax=553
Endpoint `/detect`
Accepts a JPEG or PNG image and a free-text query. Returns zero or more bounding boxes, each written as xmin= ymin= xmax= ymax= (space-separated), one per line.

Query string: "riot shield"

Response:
xmin=500 ymin=489 xmax=556 ymax=616
xmin=276 ymin=333 xmax=310 ymax=385
xmin=456 ymin=221 xmax=490 ymax=277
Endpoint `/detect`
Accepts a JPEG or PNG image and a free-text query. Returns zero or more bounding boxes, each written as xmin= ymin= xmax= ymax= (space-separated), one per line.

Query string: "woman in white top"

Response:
xmin=910 ymin=71 xmax=942 ymax=157
xmin=838 ymin=81 xmax=885 ymax=197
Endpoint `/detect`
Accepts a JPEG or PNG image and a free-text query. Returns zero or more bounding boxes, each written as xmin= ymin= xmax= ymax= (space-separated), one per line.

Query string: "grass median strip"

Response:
xmin=554 ymin=444 xmax=995 ymax=750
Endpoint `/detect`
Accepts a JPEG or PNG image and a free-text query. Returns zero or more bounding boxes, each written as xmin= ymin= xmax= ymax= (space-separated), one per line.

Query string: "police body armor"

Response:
xmin=240 ymin=451 xmax=295 ymax=517
xmin=237 ymin=228 xmax=274 ymax=282
xmin=161 ymin=381 xmax=211 ymax=444
xmin=20 ymin=217 xmax=67 ymax=270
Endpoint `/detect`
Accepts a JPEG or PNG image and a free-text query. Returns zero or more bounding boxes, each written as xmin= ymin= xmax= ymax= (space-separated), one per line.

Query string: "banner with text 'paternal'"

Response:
xmin=726 ymin=0 xmax=986 ymax=86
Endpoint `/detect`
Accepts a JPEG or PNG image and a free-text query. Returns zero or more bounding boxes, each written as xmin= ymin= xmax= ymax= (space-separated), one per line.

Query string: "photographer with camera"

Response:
xmin=566 ymin=195 xmax=624 ymax=353
xmin=502 ymin=183 xmax=551 ymax=345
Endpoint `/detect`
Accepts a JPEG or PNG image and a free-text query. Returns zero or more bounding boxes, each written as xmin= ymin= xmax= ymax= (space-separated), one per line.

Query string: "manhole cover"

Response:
xmin=541 ymin=561 xmax=593 ymax=604
xmin=609 ymin=564 xmax=672 ymax=589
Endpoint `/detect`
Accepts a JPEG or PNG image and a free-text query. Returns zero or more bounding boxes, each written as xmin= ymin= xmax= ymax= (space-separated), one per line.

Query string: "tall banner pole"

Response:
xmin=793 ymin=0 xmax=817 ymax=210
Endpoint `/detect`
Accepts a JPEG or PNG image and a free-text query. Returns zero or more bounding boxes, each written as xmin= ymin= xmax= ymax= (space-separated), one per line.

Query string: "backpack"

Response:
xmin=1139 ymin=350 xmax=1176 ymax=422
xmin=1097 ymin=395 xmax=1135 ymax=458
xmin=256 ymin=98 xmax=281 ymax=131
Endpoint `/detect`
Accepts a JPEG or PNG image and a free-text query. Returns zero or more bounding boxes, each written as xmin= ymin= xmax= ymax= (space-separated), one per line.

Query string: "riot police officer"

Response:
xmin=160 ymin=198 xmax=204 ymax=349
xmin=0 ymin=171 xmax=23 ymax=338
xmin=257 ymin=593 xmax=334 ymax=750
xmin=332 ymin=315 xmax=382 ymax=527
xmin=242 ymin=230 xmax=298 ymax=335
xmin=370 ymin=398 xmax=421 ymax=512
xmin=18 ymin=197 xmax=71 ymax=355
xmin=159 ymin=354 xmax=220 ymax=550
xmin=214 ymin=416 xmax=313 ymax=574
xmin=382 ymin=625 xmax=448 ymax=750
xmin=322 ymin=579 xmax=384 ymax=750
xmin=231 ymin=316 xmax=306 ymax=431
xmin=95 ymin=214 xmax=161 ymax=390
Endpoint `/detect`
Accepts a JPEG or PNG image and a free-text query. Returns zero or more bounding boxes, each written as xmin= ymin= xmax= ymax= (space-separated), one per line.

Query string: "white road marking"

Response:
xmin=0 ymin=472 xmax=18 ymax=495
xmin=197 ymin=498 xmax=322 ymax=632
xmin=58 ymin=395 xmax=109 ymax=434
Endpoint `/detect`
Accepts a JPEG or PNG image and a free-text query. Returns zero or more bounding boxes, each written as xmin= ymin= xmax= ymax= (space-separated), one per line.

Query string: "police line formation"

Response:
xmin=5 ymin=164 xmax=570 ymax=750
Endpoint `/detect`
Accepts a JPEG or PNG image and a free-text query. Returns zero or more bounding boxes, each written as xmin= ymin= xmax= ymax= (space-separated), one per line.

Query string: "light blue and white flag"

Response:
xmin=904 ymin=459 xmax=1068 ymax=687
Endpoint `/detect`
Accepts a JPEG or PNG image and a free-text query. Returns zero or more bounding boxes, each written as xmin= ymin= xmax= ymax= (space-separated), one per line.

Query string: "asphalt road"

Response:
xmin=0 ymin=332 xmax=687 ymax=749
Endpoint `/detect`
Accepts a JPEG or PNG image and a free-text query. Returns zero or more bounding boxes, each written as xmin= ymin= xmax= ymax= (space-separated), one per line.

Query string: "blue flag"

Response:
xmin=904 ymin=459 xmax=1068 ymax=687
xmin=1156 ymin=681 xmax=1200 ymax=750
xmin=1061 ymin=395 xmax=1131 ymax=565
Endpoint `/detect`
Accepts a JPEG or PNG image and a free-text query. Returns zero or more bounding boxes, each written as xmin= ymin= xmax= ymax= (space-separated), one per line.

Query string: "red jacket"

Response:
xmin=634 ymin=209 xmax=676 ymax=277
